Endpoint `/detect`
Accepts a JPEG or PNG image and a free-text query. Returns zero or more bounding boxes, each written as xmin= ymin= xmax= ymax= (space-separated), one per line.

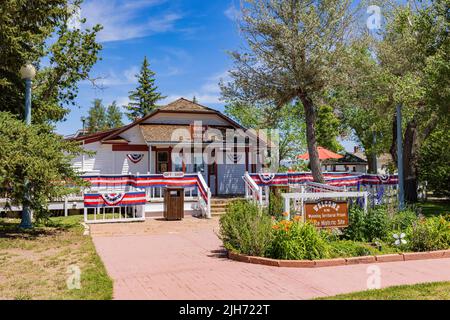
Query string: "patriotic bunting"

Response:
xmin=127 ymin=154 xmax=144 ymax=164
xmin=84 ymin=191 xmax=146 ymax=208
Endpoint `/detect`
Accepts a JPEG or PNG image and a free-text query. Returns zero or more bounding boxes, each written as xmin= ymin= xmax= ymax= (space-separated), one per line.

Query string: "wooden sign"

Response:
xmin=304 ymin=200 xmax=349 ymax=228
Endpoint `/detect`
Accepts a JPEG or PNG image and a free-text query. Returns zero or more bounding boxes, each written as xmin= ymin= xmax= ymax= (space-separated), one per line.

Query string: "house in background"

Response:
xmin=322 ymin=149 xmax=368 ymax=173
xmin=70 ymin=98 xmax=273 ymax=196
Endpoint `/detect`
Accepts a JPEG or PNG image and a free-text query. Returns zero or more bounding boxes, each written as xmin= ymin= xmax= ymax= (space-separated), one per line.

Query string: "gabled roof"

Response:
xmin=323 ymin=152 xmax=368 ymax=164
xmin=70 ymin=98 xmax=245 ymax=144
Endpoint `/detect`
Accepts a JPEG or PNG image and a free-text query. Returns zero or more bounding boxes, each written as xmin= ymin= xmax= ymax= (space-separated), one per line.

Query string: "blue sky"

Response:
xmin=58 ymin=0 xmax=356 ymax=152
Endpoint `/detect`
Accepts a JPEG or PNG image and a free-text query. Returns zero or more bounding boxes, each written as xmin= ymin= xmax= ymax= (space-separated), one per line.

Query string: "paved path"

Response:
xmin=91 ymin=216 xmax=450 ymax=300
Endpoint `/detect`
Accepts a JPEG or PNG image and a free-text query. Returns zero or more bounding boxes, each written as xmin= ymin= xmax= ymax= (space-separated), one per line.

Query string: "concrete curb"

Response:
xmin=227 ymin=249 xmax=450 ymax=268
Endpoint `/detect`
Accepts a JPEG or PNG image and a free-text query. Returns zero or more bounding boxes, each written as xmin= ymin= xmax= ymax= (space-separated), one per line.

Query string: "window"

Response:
xmin=157 ymin=151 xmax=169 ymax=174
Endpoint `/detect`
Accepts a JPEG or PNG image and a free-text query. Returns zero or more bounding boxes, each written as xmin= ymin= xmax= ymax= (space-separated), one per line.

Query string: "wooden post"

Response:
xmin=284 ymin=196 xmax=290 ymax=220
xmin=64 ymin=197 xmax=68 ymax=217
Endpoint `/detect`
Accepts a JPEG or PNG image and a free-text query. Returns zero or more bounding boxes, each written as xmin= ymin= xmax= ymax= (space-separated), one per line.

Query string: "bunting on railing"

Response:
xmin=249 ymin=172 xmax=398 ymax=187
xmin=84 ymin=191 xmax=146 ymax=208
xmin=83 ymin=173 xmax=209 ymax=204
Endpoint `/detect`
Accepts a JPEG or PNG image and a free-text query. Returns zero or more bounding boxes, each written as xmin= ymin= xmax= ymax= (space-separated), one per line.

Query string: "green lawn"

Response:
xmin=0 ymin=215 xmax=112 ymax=300
xmin=320 ymin=281 xmax=450 ymax=300
xmin=418 ymin=200 xmax=450 ymax=217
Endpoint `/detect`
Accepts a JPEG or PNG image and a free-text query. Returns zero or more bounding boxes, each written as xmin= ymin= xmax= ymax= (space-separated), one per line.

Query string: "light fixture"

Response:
xmin=19 ymin=63 xmax=37 ymax=80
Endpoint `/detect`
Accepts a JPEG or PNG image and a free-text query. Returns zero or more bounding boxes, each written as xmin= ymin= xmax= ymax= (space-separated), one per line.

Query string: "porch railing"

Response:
xmin=243 ymin=172 xmax=263 ymax=206
xmin=196 ymin=172 xmax=211 ymax=219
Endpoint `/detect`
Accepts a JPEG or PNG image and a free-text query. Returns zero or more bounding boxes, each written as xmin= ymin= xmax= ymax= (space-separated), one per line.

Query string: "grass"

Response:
xmin=418 ymin=200 xmax=450 ymax=217
xmin=320 ymin=281 xmax=450 ymax=300
xmin=0 ymin=215 xmax=113 ymax=300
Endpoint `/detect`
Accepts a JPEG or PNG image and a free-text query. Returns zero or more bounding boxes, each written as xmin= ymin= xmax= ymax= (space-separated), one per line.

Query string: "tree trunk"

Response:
xmin=367 ymin=154 xmax=377 ymax=174
xmin=299 ymin=95 xmax=324 ymax=183
xmin=403 ymin=120 xmax=419 ymax=203
xmin=390 ymin=111 xmax=398 ymax=165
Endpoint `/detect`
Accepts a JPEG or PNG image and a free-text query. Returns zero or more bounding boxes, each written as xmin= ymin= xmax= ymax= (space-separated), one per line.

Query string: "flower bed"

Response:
xmin=219 ymin=200 xmax=450 ymax=266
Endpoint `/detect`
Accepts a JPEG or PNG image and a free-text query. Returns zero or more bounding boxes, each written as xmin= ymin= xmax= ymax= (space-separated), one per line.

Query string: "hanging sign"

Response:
xmin=163 ymin=172 xmax=185 ymax=178
xmin=304 ymin=199 xmax=349 ymax=228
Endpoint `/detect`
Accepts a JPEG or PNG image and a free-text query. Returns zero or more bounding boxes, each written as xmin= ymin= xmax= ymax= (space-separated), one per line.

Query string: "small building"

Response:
xmin=70 ymin=98 xmax=273 ymax=196
xmin=322 ymin=152 xmax=368 ymax=173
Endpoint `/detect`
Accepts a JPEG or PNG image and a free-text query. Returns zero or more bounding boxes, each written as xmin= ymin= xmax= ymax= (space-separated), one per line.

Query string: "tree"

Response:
xmin=225 ymin=101 xmax=306 ymax=166
xmin=220 ymin=0 xmax=357 ymax=182
xmin=192 ymin=96 xmax=198 ymax=104
xmin=315 ymin=105 xmax=344 ymax=153
xmin=86 ymin=99 xmax=107 ymax=133
xmin=0 ymin=112 xmax=88 ymax=223
xmin=418 ymin=124 xmax=450 ymax=197
xmin=376 ymin=1 xmax=450 ymax=202
xmin=125 ymin=56 xmax=166 ymax=121
xmin=0 ymin=0 xmax=102 ymax=123
xmin=106 ymin=101 xmax=123 ymax=129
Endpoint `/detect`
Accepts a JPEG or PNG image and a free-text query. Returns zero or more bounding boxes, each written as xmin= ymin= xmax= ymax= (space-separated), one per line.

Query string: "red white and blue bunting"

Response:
xmin=84 ymin=191 xmax=146 ymax=208
xmin=127 ymin=154 xmax=144 ymax=164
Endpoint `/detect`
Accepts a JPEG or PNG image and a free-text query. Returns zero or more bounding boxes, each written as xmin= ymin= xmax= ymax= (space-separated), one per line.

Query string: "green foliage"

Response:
xmin=269 ymin=220 xmax=330 ymax=260
xmin=418 ymin=126 xmax=450 ymax=197
xmin=267 ymin=191 xmax=284 ymax=220
xmin=389 ymin=209 xmax=418 ymax=231
xmin=106 ymin=101 xmax=124 ymax=129
xmin=343 ymin=206 xmax=390 ymax=242
xmin=0 ymin=0 xmax=102 ymax=123
xmin=405 ymin=216 xmax=450 ymax=252
xmin=315 ymin=105 xmax=344 ymax=152
xmin=0 ymin=112 xmax=89 ymax=222
xmin=86 ymin=99 xmax=123 ymax=133
xmin=328 ymin=240 xmax=384 ymax=258
xmin=125 ymin=56 xmax=166 ymax=121
xmin=219 ymin=200 xmax=273 ymax=256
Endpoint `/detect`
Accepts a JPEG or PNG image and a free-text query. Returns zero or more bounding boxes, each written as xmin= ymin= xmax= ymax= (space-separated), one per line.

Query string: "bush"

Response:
xmin=268 ymin=191 xmax=284 ymax=220
xmin=405 ymin=216 xmax=450 ymax=252
xmin=329 ymin=241 xmax=379 ymax=258
xmin=269 ymin=220 xmax=330 ymax=260
xmin=389 ymin=209 xmax=418 ymax=231
xmin=343 ymin=206 xmax=390 ymax=242
xmin=219 ymin=200 xmax=273 ymax=256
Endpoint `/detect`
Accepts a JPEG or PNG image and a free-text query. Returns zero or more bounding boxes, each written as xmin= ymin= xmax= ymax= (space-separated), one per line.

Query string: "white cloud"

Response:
xmin=98 ymin=65 xmax=139 ymax=86
xmin=224 ymin=3 xmax=241 ymax=21
xmin=81 ymin=0 xmax=183 ymax=42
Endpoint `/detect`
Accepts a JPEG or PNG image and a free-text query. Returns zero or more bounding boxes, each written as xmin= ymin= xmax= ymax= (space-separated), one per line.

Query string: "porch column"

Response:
xmin=148 ymin=144 xmax=152 ymax=174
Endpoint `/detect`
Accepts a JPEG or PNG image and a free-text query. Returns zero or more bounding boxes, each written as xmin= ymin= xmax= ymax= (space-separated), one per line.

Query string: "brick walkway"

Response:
xmin=91 ymin=216 xmax=450 ymax=300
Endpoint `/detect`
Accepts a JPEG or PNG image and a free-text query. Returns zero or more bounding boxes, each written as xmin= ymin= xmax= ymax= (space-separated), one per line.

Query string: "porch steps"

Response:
xmin=210 ymin=198 xmax=244 ymax=216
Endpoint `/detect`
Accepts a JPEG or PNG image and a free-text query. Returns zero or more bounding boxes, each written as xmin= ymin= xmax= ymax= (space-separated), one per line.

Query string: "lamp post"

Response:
xmin=396 ymin=104 xmax=405 ymax=210
xmin=19 ymin=63 xmax=36 ymax=229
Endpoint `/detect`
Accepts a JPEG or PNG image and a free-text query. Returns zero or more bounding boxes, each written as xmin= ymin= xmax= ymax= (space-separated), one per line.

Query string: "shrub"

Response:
xmin=389 ymin=209 xmax=418 ymax=231
xmin=268 ymin=191 xmax=284 ymax=220
xmin=219 ymin=200 xmax=273 ymax=256
xmin=269 ymin=220 xmax=330 ymax=260
xmin=343 ymin=206 xmax=390 ymax=242
xmin=329 ymin=241 xmax=378 ymax=258
xmin=405 ymin=216 xmax=450 ymax=252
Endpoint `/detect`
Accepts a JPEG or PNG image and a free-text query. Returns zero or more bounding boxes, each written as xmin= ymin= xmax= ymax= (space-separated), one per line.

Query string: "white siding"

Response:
xmin=217 ymin=164 xmax=246 ymax=195
xmin=72 ymin=142 xmax=114 ymax=174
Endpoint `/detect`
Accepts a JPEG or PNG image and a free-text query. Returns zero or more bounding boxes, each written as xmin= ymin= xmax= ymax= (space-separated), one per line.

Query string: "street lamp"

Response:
xmin=19 ymin=63 xmax=36 ymax=229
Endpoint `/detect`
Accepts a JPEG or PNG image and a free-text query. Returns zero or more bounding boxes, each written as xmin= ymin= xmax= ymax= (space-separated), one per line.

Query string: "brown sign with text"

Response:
xmin=304 ymin=200 xmax=349 ymax=228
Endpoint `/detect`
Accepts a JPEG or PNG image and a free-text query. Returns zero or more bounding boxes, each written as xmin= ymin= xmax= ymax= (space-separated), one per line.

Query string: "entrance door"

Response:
xmin=208 ymin=161 xmax=218 ymax=196
xmin=156 ymin=150 xmax=170 ymax=174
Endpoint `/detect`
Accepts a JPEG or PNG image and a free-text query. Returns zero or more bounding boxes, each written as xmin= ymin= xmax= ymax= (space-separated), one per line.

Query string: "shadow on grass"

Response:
xmin=0 ymin=216 xmax=81 ymax=240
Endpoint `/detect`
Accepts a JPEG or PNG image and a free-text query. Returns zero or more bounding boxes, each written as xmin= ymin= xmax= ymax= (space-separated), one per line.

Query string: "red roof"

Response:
xmin=298 ymin=146 xmax=344 ymax=160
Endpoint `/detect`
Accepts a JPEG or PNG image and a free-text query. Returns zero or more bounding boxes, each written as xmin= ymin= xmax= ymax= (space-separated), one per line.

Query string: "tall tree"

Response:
xmin=315 ymin=105 xmax=344 ymax=153
xmin=86 ymin=99 xmax=107 ymax=133
xmin=377 ymin=1 xmax=449 ymax=202
xmin=220 ymin=0 xmax=357 ymax=182
xmin=0 ymin=0 xmax=102 ymax=123
xmin=106 ymin=101 xmax=123 ymax=129
xmin=0 ymin=112 xmax=88 ymax=222
xmin=225 ymin=101 xmax=306 ymax=166
xmin=125 ymin=56 xmax=166 ymax=121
